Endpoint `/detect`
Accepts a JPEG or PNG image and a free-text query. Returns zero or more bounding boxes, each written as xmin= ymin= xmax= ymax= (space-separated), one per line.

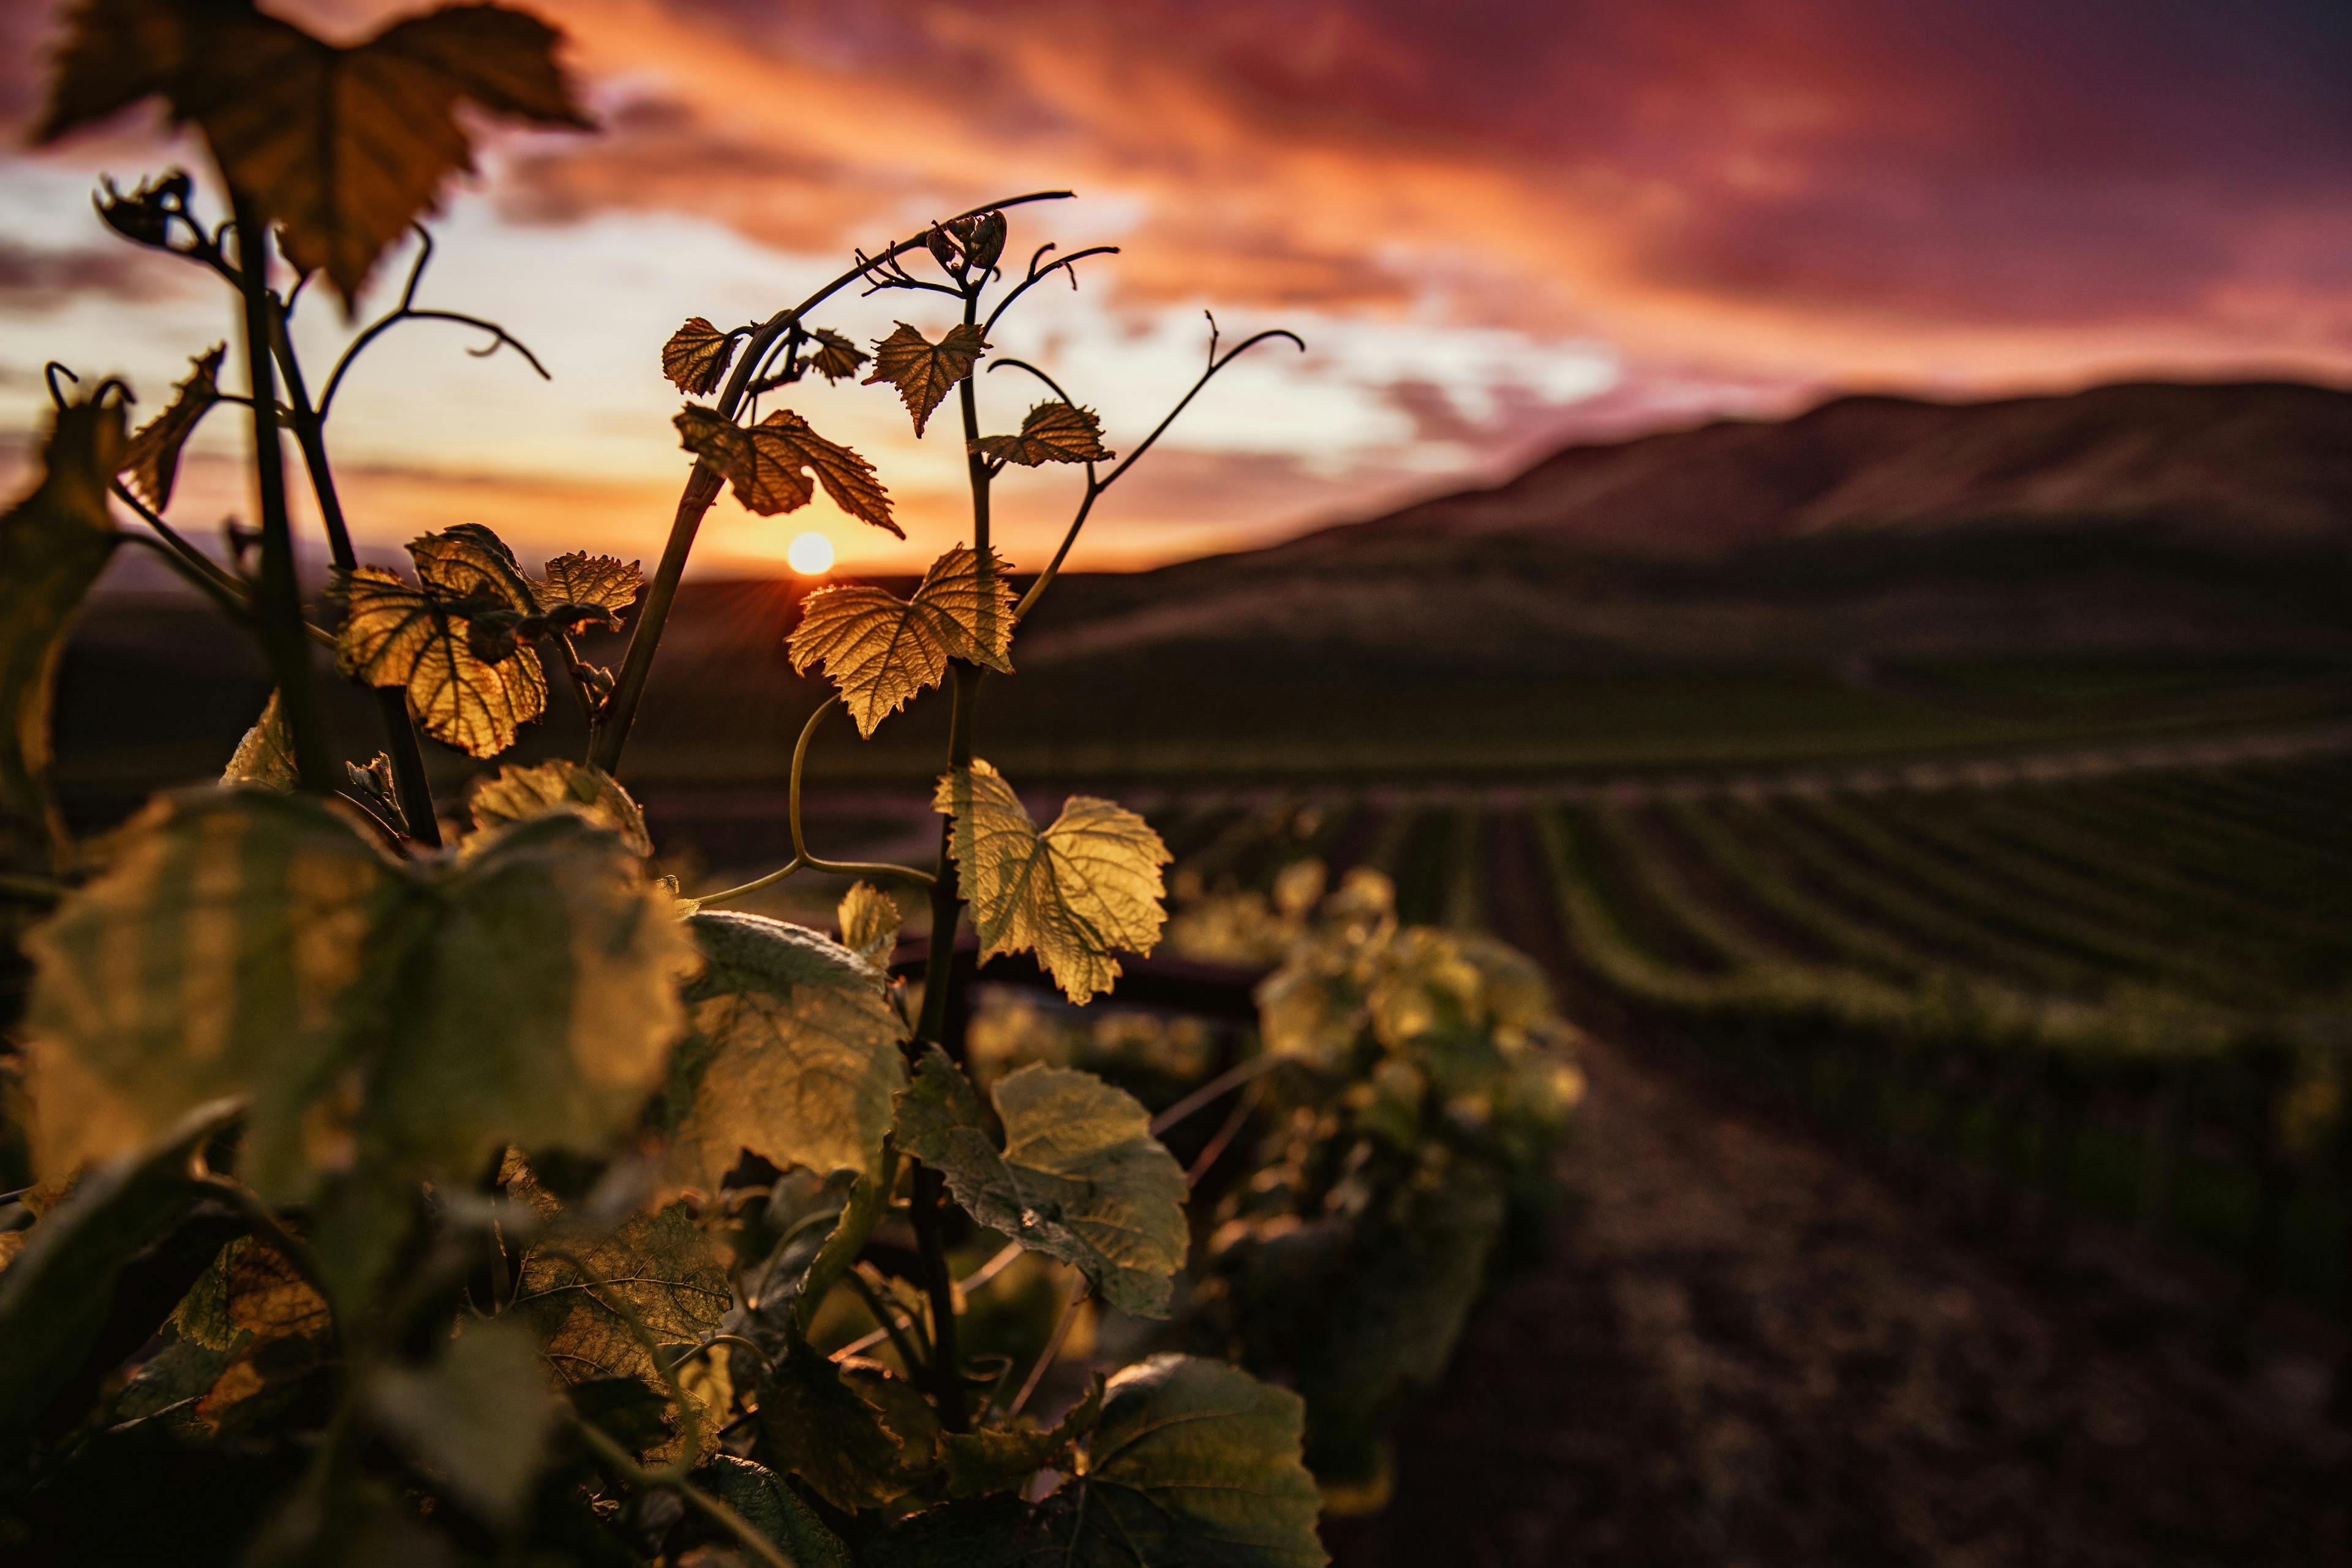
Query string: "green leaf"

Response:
xmin=655 ymin=912 xmax=909 ymax=1199
xmin=935 ymin=762 xmax=1170 ymax=1006
xmin=939 ymin=1375 xmax=1102 ymax=1499
xmin=222 ymin=690 xmax=299 ymax=791
xmin=695 ymin=1455 xmax=857 ymax=1568
xmin=24 ymin=792 xmax=695 ymax=1295
xmin=754 ymin=1340 xmax=918 ymax=1512
xmin=364 ymin=1319 xmax=556 ymax=1529
xmin=0 ymin=394 xmax=122 ymax=853
xmin=0 ymin=1099 xmax=230 ymax=1447
xmin=509 ymin=1177 xmax=732 ymax=1393
xmin=788 ymin=545 xmax=1016 ymax=737
xmin=895 ymin=1049 xmax=1186 ymax=1319
xmin=468 ymin=759 xmax=651 ymax=857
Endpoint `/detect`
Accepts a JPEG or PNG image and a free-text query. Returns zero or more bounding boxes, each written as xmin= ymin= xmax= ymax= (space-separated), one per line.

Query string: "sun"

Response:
xmin=786 ymin=531 xmax=835 ymax=575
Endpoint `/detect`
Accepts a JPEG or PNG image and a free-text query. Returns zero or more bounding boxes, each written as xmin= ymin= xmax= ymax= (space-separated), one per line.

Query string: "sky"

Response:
xmin=4 ymin=0 xmax=2351 ymax=578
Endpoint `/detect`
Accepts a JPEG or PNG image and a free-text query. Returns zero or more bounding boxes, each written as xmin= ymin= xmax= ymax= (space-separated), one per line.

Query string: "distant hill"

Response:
xmin=1018 ymin=381 xmax=2352 ymax=669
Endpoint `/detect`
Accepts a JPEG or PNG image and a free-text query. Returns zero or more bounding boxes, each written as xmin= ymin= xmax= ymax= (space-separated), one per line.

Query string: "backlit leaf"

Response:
xmin=676 ymin=407 xmax=899 ymax=535
xmin=837 ymin=883 xmax=901 ymax=971
xmin=336 ymin=565 xmax=548 ymax=758
xmin=788 ymin=545 xmax=1016 ymax=737
xmin=655 ymin=912 xmax=908 ymax=1198
xmin=364 ymin=1319 xmax=556 ymax=1529
xmin=469 ymin=760 xmax=651 ymax=857
xmin=39 ymin=0 xmax=594 ymax=307
xmin=223 ymin=690 xmax=298 ymax=791
xmin=696 ymin=1456 xmax=858 ymax=1568
xmin=865 ymin=322 xmax=987 ymax=437
xmin=663 ymin=316 xmax=737 ymax=396
xmin=119 ymin=342 xmax=223 ymax=508
xmin=408 ymin=523 xmax=534 ymax=608
xmin=511 ymin=1177 xmax=733 ymax=1393
xmin=538 ymin=552 xmax=643 ymax=615
xmin=973 ymin=401 xmax=1112 ymax=469
xmin=935 ymin=761 xmax=1170 ymax=1005
xmin=0 ymin=395 xmax=122 ymax=852
xmin=24 ymin=793 xmax=693 ymax=1281
xmin=895 ymin=1049 xmax=1186 ymax=1318
xmin=807 ymin=328 xmax=866 ymax=383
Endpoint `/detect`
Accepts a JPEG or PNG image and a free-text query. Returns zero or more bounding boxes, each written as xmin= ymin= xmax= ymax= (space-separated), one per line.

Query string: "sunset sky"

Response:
xmin=4 ymin=0 xmax=2350 ymax=577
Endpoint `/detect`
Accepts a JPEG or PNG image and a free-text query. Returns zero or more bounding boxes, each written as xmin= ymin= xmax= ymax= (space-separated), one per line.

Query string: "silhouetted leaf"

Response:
xmin=935 ymin=761 xmax=1170 ymax=1005
xmin=677 ymin=407 xmax=899 ymax=535
xmin=223 ymin=690 xmax=298 ymax=790
xmin=0 ymin=395 xmax=122 ymax=850
xmin=973 ymin=401 xmax=1112 ymax=469
xmin=337 ymin=565 xmax=548 ymax=758
xmin=39 ymin=0 xmax=594 ymax=306
xmin=807 ymin=328 xmax=866 ymax=383
xmin=655 ymin=912 xmax=908 ymax=1198
xmin=895 ymin=1049 xmax=1186 ymax=1317
xmin=865 ymin=322 xmax=987 ymax=437
xmin=837 ymin=883 xmax=901 ymax=971
xmin=469 ymin=760 xmax=650 ymax=857
xmin=119 ymin=343 xmax=224 ymax=508
xmin=663 ymin=317 xmax=737 ymax=396
xmin=787 ymin=545 xmax=1015 ymax=737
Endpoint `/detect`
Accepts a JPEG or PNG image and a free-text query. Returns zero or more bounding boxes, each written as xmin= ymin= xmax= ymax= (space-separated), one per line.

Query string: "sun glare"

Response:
xmin=787 ymin=531 xmax=835 ymax=575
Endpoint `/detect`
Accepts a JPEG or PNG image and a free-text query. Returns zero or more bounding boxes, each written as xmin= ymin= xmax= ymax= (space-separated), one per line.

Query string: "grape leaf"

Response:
xmin=934 ymin=761 xmax=1170 ymax=1005
xmin=23 ymin=793 xmax=694 ymax=1280
xmin=538 ymin=552 xmax=643 ymax=614
xmin=696 ymin=1456 xmax=858 ymax=1568
xmin=469 ymin=760 xmax=650 ymax=857
xmin=663 ymin=317 xmax=738 ymax=396
xmin=865 ymin=322 xmax=987 ymax=437
xmin=837 ymin=883 xmax=901 ymax=971
xmin=787 ymin=545 xmax=1016 ymax=737
xmin=119 ymin=343 xmax=224 ymax=508
xmin=676 ymin=407 xmax=899 ymax=536
xmin=973 ymin=401 xmax=1113 ymax=469
xmin=0 ymin=395 xmax=123 ymax=853
xmin=756 ymin=1341 xmax=924 ymax=1512
xmin=336 ymin=565 xmax=548 ymax=758
xmin=895 ymin=1049 xmax=1186 ymax=1318
xmin=938 ymin=1375 xmax=1102 ymax=1499
xmin=807 ymin=328 xmax=867 ymax=383
xmin=365 ymin=1320 xmax=556 ymax=1529
xmin=38 ymin=0 xmax=594 ymax=307
xmin=654 ymin=912 xmax=908 ymax=1198
xmin=408 ymin=523 xmax=534 ymax=607
xmin=510 ymin=1182 xmax=732 ymax=1395
xmin=222 ymin=690 xmax=298 ymax=791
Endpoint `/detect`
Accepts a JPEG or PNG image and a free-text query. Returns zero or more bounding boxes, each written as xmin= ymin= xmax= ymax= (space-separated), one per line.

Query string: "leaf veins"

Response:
xmin=469 ymin=760 xmax=650 ymax=857
xmin=336 ymin=565 xmax=548 ymax=759
xmin=677 ymin=407 xmax=898 ymax=536
xmin=864 ymin=322 xmax=987 ymax=437
xmin=973 ymin=401 xmax=1114 ymax=469
xmin=807 ymin=328 xmax=867 ymax=383
xmin=934 ymin=761 xmax=1170 ymax=1005
xmin=786 ymin=545 xmax=1016 ymax=737
xmin=39 ymin=0 xmax=595 ymax=307
xmin=662 ymin=316 xmax=738 ymax=396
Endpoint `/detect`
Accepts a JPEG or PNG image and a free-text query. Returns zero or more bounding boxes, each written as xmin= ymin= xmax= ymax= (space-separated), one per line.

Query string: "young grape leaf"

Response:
xmin=24 ymin=793 xmax=694 ymax=1264
xmin=696 ymin=1456 xmax=858 ymax=1568
xmin=895 ymin=1049 xmax=1187 ymax=1318
xmin=409 ymin=524 xmax=535 ymax=608
xmin=972 ymin=401 xmax=1114 ymax=469
xmin=364 ymin=1319 xmax=556 ymax=1529
xmin=662 ymin=317 xmax=738 ymax=396
xmin=807 ymin=328 xmax=867 ymax=383
xmin=865 ymin=322 xmax=987 ymax=437
xmin=538 ymin=552 xmax=643 ymax=615
xmin=934 ymin=761 xmax=1170 ymax=1005
xmin=938 ymin=1375 xmax=1102 ymax=1499
xmin=222 ymin=690 xmax=298 ymax=791
xmin=755 ymin=1341 xmax=922 ymax=1512
xmin=469 ymin=760 xmax=651 ymax=857
xmin=119 ymin=343 xmax=224 ymax=508
xmin=510 ymin=1182 xmax=733 ymax=1395
xmin=337 ymin=565 xmax=548 ymax=758
xmin=787 ymin=545 xmax=1016 ymax=737
xmin=837 ymin=882 xmax=901 ymax=972
xmin=0 ymin=396 xmax=123 ymax=852
xmin=676 ymin=407 xmax=899 ymax=535
xmin=654 ymin=912 xmax=909 ymax=1199
xmin=39 ymin=0 xmax=594 ymax=307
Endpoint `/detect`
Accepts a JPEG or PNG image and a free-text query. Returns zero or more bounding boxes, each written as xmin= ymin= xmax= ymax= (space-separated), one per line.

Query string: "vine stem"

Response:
xmin=587 ymin=190 xmax=1074 ymax=778
xmin=1005 ymin=1280 xmax=1088 ymax=1419
xmin=567 ymin=1416 xmax=795 ymax=1568
xmin=224 ymin=185 xmax=336 ymax=794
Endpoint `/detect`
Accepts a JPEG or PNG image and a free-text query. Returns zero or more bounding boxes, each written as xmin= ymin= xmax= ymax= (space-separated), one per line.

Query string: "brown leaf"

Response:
xmin=663 ymin=317 xmax=737 ymax=396
xmin=684 ymin=409 xmax=898 ymax=535
xmin=864 ymin=322 xmax=987 ymax=437
xmin=119 ymin=343 xmax=224 ymax=508
xmin=408 ymin=524 xmax=534 ymax=609
xmin=807 ymin=328 xmax=866 ymax=383
xmin=39 ymin=0 xmax=593 ymax=307
xmin=973 ymin=401 xmax=1114 ymax=468
xmin=336 ymin=567 xmax=547 ymax=758
xmin=787 ymin=545 xmax=1015 ymax=736
xmin=538 ymin=552 xmax=642 ymax=615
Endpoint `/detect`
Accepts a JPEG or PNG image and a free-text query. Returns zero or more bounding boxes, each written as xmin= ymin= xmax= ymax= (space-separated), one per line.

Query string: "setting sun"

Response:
xmin=786 ymin=531 xmax=835 ymax=575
